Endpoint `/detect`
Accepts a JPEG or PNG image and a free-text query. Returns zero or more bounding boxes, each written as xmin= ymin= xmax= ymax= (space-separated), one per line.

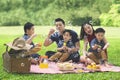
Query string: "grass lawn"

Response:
xmin=0 ymin=26 xmax=120 ymax=80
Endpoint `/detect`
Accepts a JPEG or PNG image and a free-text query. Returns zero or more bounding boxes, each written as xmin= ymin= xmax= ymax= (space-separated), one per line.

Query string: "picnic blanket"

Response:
xmin=30 ymin=62 xmax=120 ymax=74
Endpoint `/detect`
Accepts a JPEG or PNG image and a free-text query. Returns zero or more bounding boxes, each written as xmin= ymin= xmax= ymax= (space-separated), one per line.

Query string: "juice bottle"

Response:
xmin=39 ymin=56 xmax=48 ymax=68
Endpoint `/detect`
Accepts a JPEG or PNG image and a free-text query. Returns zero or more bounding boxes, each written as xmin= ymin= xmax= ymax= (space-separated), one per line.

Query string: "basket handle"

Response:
xmin=4 ymin=44 xmax=9 ymax=52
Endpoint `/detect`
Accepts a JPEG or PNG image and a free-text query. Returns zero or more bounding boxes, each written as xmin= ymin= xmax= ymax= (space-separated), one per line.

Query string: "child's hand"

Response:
xmin=31 ymin=33 xmax=37 ymax=38
xmin=62 ymin=46 xmax=67 ymax=50
xmin=92 ymin=44 xmax=99 ymax=50
xmin=67 ymin=48 xmax=72 ymax=53
xmin=83 ymin=51 xmax=88 ymax=57
xmin=36 ymin=42 xmax=42 ymax=47
xmin=97 ymin=48 xmax=102 ymax=52
xmin=61 ymin=46 xmax=68 ymax=52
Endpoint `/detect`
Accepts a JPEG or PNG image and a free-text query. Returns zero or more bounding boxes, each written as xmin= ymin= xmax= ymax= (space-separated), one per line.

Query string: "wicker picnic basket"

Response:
xmin=2 ymin=46 xmax=31 ymax=73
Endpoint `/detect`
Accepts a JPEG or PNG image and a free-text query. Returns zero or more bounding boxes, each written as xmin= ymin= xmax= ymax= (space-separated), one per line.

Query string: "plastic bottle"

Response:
xmin=39 ymin=56 xmax=49 ymax=68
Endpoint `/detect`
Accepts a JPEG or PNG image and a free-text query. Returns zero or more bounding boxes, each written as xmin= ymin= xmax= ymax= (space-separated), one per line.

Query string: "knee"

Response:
xmin=56 ymin=52 xmax=62 ymax=56
xmin=87 ymin=52 xmax=93 ymax=58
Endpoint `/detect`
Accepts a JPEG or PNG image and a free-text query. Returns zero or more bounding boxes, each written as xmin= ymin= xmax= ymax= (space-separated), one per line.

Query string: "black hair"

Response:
xmin=95 ymin=28 xmax=105 ymax=34
xmin=55 ymin=18 xmax=65 ymax=25
xmin=80 ymin=22 xmax=94 ymax=40
xmin=63 ymin=29 xmax=72 ymax=36
xmin=24 ymin=22 xmax=34 ymax=33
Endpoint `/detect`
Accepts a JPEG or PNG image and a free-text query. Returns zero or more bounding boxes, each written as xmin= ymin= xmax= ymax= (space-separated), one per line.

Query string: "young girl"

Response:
xmin=80 ymin=22 xmax=109 ymax=64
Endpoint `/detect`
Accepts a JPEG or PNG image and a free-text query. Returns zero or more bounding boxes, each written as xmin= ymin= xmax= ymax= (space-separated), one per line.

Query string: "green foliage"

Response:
xmin=100 ymin=4 xmax=120 ymax=27
xmin=0 ymin=0 xmax=114 ymax=26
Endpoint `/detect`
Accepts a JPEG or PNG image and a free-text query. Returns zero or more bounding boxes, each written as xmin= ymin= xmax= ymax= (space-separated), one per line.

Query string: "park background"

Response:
xmin=0 ymin=0 xmax=120 ymax=80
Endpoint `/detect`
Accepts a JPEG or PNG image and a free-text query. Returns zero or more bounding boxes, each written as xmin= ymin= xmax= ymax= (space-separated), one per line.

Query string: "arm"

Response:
xmin=83 ymin=38 xmax=88 ymax=56
xmin=43 ymin=29 xmax=55 ymax=47
xmin=67 ymin=41 xmax=80 ymax=53
xmin=92 ymin=44 xmax=99 ymax=50
xmin=57 ymin=47 xmax=63 ymax=51
xmin=43 ymin=34 xmax=53 ymax=47
xmin=91 ymin=39 xmax=99 ymax=50
xmin=103 ymin=37 xmax=109 ymax=50
xmin=57 ymin=46 xmax=66 ymax=52
xmin=26 ymin=34 xmax=36 ymax=44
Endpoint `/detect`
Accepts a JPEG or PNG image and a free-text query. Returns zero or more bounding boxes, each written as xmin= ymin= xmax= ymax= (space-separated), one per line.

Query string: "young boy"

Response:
xmin=23 ymin=22 xmax=40 ymax=64
xmin=49 ymin=29 xmax=79 ymax=62
xmin=87 ymin=28 xmax=109 ymax=66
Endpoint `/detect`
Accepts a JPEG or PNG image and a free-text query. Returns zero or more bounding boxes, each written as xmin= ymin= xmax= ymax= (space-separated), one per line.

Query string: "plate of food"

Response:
xmin=57 ymin=62 xmax=74 ymax=71
xmin=86 ymin=63 xmax=101 ymax=72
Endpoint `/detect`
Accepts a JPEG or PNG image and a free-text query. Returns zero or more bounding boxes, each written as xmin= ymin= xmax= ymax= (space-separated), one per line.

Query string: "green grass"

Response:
xmin=0 ymin=26 xmax=120 ymax=80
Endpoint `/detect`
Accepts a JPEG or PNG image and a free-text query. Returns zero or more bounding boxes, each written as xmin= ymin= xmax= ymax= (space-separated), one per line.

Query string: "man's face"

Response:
xmin=95 ymin=32 xmax=104 ymax=41
xmin=26 ymin=26 xmax=35 ymax=35
xmin=55 ymin=21 xmax=65 ymax=33
xmin=63 ymin=32 xmax=71 ymax=42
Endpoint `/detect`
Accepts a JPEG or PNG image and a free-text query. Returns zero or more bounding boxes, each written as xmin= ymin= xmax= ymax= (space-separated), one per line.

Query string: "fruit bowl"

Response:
xmin=86 ymin=63 xmax=100 ymax=71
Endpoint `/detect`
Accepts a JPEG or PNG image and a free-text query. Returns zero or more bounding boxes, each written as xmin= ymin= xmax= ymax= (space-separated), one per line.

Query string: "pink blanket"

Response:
xmin=30 ymin=62 xmax=120 ymax=74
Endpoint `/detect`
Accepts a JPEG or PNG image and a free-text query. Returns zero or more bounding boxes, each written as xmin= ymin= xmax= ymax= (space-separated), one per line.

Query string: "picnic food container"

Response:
xmin=57 ymin=62 xmax=74 ymax=71
xmin=2 ymin=46 xmax=31 ymax=73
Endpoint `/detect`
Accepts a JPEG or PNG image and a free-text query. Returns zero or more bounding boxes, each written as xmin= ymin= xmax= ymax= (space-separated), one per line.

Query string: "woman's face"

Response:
xmin=55 ymin=21 xmax=65 ymax=33
xmin=83 ymin=24 xmax=93 ymax=35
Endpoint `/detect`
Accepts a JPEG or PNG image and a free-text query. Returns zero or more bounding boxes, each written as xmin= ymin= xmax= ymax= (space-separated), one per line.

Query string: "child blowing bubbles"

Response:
xmin=49 ymin=29 xmax=79 ymax=62
xmin=87 ymin=28 xmax=109 ymax=66
xmin=23 ymin=22 xmax=40 ymax=64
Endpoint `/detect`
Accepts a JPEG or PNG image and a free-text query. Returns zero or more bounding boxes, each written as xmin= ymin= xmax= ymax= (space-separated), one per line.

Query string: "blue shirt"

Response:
xmin=23 ymin=34 xmax=35 ymax=48
xmin=50 ymin=29 xmax=79 ymax=48
xmin=50 ymin=29 xmax=80 ymax=56
xmin=57 ymin=40 xmax=75 ymax=53
xmin=88 ymin=38 xmax=105 ymax=53
xmin=57 ymin=40 xmax=75 ymax=48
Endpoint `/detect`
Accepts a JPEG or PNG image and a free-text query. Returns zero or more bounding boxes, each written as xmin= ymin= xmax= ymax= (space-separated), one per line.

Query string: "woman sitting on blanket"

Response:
xmin=49 ymin=29 xmax=79 ymax=62
xmin=80 ymin=22 xmax=109 ymax=66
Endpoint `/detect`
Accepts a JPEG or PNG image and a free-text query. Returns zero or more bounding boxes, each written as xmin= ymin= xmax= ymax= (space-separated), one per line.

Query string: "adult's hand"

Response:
xmin=44 ymin=29 xmax=55 ymax=47
xmin=48 ymin=28 xmax=55 ymax=37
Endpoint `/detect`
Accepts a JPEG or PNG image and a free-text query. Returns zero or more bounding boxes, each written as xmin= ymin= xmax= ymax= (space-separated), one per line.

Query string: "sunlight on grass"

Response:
xmin=0 ymin=26 xmax=120 ymax=80
xmin=0 ymin=26 xmax=120 ymax=38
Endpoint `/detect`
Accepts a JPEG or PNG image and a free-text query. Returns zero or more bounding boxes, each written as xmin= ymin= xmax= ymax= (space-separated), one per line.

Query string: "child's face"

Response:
xmin=26 ymin=26 xmax=35 ymax=35
xmin=63 ymin=32 xmax=71 ymax=42
xmin=84 ymin=24 xmax=93 ymax=35
xmin=95 ymin=32 xmax=104 ymax=41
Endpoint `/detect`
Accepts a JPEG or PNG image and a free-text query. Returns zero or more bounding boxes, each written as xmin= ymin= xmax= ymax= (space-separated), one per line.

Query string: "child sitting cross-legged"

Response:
xmin=87 ymin=28 xmax=109 ymax=66
xmin=49 ymin=29 xmax=79 ymax=62
xmin=23 ymin=22 xmax=41 ymax=64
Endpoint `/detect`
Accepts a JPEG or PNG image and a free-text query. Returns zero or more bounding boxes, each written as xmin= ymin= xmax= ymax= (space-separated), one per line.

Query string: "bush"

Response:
xmin=0 ymin=0 xmax=114 ymax=26
xmin=100 ymin=4 xmax=120 ymax=27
